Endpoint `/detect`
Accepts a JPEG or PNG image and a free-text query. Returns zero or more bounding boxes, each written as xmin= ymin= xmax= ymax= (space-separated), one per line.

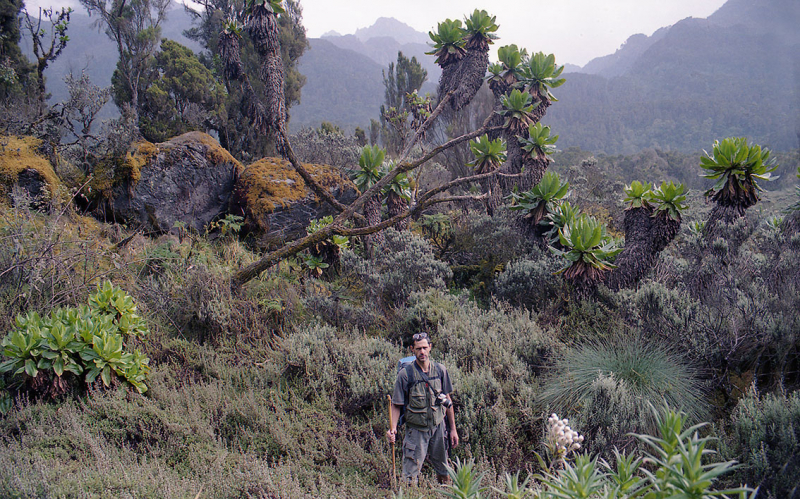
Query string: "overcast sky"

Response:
xmin=298 ymin=0 xmax=728 ymax=66
xmin=25 ymin=0 xmax=728 ymax=66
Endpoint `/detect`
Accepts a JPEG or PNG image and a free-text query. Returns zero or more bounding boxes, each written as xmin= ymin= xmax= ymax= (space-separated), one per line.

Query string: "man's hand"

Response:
xmin=387 ymin=429 xmax=397 ymax=443
xmin=450 ymin=428 xmax=459 ymax=448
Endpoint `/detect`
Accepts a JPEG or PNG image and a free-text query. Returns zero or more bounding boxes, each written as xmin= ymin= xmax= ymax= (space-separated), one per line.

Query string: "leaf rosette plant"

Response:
xmin=0 ymin=282 xmax=151 ymax=402
xmin=650 ymin=180 xmax=688 ymax=221
xmin=519 ymin=122 xmax=558 ymax=161
xmin=700 ymin=137 xmax=778 ymax=210
xmin=509 ymin=171 xmax=569 ymax=225
xmin=427 ymin=19 xmax=466 ymax=67
xmin=467 ymin=134 xmax=507 ymax=175
xmin=623 ymin=180 xmax=653 ymax=209
xmin=462 ymin=9 xmax=499 ymax=50
xmin=520 ymin=51 xmax=566 ymax=102
xmin=498 ymin=88 xmax=539 ymax=135
xmin=552 ymin=214 xmax=622 ymax=282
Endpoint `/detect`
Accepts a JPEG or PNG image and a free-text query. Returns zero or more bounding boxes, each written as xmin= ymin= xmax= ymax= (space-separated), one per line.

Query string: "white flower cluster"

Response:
xmin=547 ymin=413 xmax=584 ymax=454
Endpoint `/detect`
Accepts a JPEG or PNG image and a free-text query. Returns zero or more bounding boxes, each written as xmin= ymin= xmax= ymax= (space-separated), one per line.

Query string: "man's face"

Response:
xmin=411 ymin=339 xmax=432 ymax=364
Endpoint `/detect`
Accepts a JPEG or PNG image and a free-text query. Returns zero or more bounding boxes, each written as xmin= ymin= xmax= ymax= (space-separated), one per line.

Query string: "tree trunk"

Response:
xmin=387 ymin=193 xmax=409 ymax=231
xmin=451 ymin=47 xmax=488 ymax=111
xmin=364 ymin=195 xmax=384 ymax=250
xmin=607 ymin=207 xmax=657 ymax=291
xmin=608 ymin=207 xmax=682 ymax=291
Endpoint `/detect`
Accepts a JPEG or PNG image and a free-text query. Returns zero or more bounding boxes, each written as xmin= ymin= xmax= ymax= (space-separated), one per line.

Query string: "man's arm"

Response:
xmin=387 ymin=403 xmax=402 ymax=443
xmin=446 ymin=395 xmax=459 ymax=448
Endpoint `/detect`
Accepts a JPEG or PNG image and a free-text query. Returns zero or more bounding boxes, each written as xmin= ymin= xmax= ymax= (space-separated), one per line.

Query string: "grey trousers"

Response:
xmin=401 ymin=421 xmax=448 ymax=479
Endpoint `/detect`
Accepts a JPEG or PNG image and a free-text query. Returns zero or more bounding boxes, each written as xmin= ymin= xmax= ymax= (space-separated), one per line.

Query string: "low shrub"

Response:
xmin=340 ymin=229 xmax=451 ymax=308
xmin=0 ymin=281 xmax=151 ymax=405
xmin=493 ymin=253 xmax=562 ymax=312
xmin=720 ymin=387 xmax=800 ymax=498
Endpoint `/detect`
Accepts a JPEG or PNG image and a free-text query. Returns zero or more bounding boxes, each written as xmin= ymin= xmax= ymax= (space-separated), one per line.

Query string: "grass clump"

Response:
xmin=538 ymin=336 xmax=706 ymax=455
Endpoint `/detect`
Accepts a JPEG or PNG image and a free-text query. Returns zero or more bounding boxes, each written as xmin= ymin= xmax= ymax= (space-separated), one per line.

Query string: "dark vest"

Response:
xmin=405 ymin=362 xmax=447 ymax=430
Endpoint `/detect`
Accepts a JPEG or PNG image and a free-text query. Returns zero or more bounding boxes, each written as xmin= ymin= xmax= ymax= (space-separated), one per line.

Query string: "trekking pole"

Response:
xmin=387 ymin=394 xmax=396 ymax=488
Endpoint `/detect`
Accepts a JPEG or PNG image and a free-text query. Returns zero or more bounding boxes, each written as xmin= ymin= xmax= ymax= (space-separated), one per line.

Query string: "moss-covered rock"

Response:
xmin=0 ymin=135 xmax=60 ymax=205
xmin=231 ymin=157 xmax=358 ymax=248
xmin=104 ymin=131 xmax=243 ymax=233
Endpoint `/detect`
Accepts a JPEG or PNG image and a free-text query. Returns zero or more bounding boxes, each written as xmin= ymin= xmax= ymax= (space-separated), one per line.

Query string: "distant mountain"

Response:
xmin=577 ymin=27 xmax=668 ymax=78
xmin=354 ymin=17 xmax=430 ymax=45
xmin=546 ymin=0 xmax=798 ymax=153
xmin=288 ymin=38 xmax=385 ymax=132
xmin=321 ymin=18 xmax=441 ymax=89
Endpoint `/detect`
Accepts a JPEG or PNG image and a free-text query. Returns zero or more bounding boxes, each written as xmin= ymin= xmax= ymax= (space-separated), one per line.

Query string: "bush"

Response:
xmin=721 ymin=387 xmax=800 ymax=498
xmin=0 ymin=281 xmax=151 ymax=405
xmin=537 ymin=336 xmax=706 ymax=455
xmin=340 ymin=229 xmax=451 ymax=308
xmin=493 ymin=252 xmax=562 ymax=311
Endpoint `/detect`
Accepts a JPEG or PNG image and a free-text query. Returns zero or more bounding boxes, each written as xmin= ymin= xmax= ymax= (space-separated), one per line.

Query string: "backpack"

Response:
xmin=395 ymin=356 xmax=443 ymax=428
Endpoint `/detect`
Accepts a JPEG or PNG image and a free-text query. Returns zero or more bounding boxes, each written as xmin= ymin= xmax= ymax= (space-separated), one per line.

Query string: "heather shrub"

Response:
xmin=721 ymin=387 xmax=800 ymax=498
xmin=290 ymin=126 xmax=361 ymax=169
xmin=538 ymin=336 xmax=706 ymax=456
xmin=492 ymin=252 xmax=562 ymax=311
xmin=340 ymin=229 xmax=451 ymax=307
xmin=275 ymin=322 xmax=401 ymax=416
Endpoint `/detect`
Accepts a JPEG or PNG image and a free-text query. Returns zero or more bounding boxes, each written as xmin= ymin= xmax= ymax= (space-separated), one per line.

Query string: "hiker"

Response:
xmin=386 ymin=332 xmax=459 ymax=485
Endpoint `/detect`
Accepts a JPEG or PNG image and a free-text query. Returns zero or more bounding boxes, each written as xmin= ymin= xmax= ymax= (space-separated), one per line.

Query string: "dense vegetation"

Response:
xmin=1 ymin=1 xmax=799 ymax=498
xmin=1 ymin=144 xmax=798 ymax=496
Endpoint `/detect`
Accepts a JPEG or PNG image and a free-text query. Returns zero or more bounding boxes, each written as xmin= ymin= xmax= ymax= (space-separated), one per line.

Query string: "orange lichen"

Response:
xmin=239 ymin=157 xmax=349 ymax=217
xmin=0 ymin=135 xmax=60 ymax=197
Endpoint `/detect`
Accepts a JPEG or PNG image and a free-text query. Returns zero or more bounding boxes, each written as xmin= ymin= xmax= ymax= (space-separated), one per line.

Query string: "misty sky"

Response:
xmin=299 ymin=0 xmax=728 ymax=66
xmin=24 ymin=0 xmax=728 ymax=66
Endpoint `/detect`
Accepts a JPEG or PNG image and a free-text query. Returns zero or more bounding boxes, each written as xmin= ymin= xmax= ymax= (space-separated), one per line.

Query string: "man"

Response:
xmin=387 ymin=332 xmax=459 ymax=485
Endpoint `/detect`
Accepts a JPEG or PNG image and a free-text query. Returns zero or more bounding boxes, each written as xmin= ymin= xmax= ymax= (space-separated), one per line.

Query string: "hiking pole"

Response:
xmin=387 ymin=394 xmax=396 ymax=488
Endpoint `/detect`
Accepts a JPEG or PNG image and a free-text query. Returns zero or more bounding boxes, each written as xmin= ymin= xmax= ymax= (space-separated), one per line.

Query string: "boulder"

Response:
xmin=230 ymin=157 xmax=358 ymax=248
xmin=0 ymin=135 xmax=60 ymax=207
xmin=106 ymin=132 xmax=243 ymax=233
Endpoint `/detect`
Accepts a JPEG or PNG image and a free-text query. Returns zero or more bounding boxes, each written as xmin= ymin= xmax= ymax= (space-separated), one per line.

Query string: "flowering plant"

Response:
xmin=542 ymin=413 xmax=584 ymax=471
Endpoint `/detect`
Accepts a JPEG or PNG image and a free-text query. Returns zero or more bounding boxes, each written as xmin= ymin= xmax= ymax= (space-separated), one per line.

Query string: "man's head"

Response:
xmin=410 ymin=332 xmax=432 ymax=366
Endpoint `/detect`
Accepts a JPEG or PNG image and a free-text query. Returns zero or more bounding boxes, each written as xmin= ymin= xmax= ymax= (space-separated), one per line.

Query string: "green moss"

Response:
xmin=0 ymin=135 xmax=60 ymax=198
xmin=240 ymin=157 xmax=346 ymax=217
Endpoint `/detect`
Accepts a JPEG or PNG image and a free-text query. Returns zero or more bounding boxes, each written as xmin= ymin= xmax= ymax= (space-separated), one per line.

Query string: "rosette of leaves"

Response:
xmin=649 ymin=180 xmax=687 ymax=247
xmin=518 ymin=122 xmax=558 ymax=188
xmin=543 ymin=200 xmax=581 ymax=247
xmin=700 ymin=137 xmax=778 ymax=224
xmin=498 ymin=88 xmax=539 ymax=136
xmin=487 ymin=44 xmax=526 ymax=96
xmin=467 ymin=134 xmax=507 ymax=175
xmin=426 ymin=19 xmax=466 ymax=67
xmin=509 ymin=171 xmax=569 ymax=225
xmin=650 ymin=181 xmax=687 ymax=222
xmin=520 ymin=51 xmax=566 ymax=102
xmin=552 ymin=214 xmax=622 ymax=289
xmin=463 ymin=9 xmax=499 ymax=50
xmin=623 ymin=181 xmax=653 ymax=209
xmin=0 ymin=282 xmax=151 ymax=402
xmin=353 ymin=145 xmax=387 ymax=243
xmin=519 ymin=122 xmax=558 ymax=161
xmin=519 ymin=51 xmax=565 ymax=123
